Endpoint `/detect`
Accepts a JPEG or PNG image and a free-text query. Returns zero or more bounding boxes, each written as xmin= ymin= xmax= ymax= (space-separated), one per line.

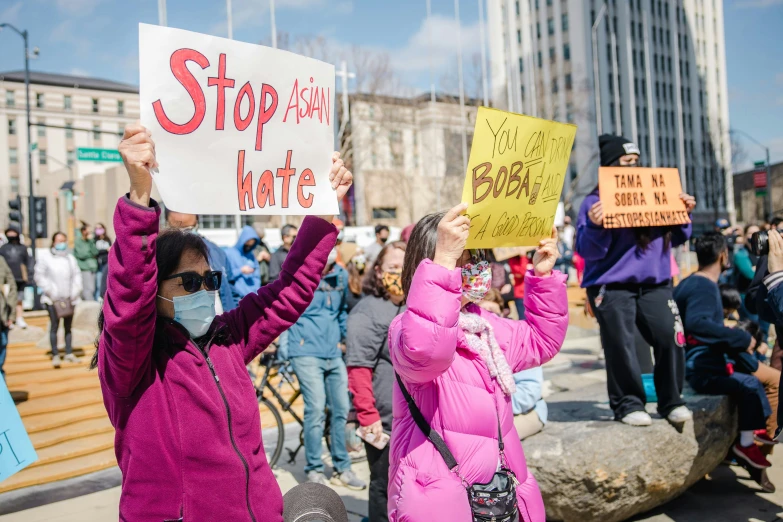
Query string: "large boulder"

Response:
xmin=523 ymin=383 xmax=736 ymax=522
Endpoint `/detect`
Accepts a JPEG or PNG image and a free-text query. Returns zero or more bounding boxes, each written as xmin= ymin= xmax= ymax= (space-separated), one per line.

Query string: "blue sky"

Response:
xmin=0 ymin=0 xmax=781 ymax=166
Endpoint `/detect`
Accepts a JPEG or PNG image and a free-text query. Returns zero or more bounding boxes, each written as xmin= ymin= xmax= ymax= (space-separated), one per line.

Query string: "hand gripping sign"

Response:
xmin=139 ymin=24 xmax=338 ymax=216
xmin=461 ymin=107 xmax=577 ymax=248
xmin=598 ymin=167 xmax=690 ymax=228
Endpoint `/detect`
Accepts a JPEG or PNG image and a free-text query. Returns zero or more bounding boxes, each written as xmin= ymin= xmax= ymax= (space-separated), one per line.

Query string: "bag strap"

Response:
xmin=395 ymin=372 xmax=459 ymax=471
xmin=395 ymin=372 xmax=509 ymax=473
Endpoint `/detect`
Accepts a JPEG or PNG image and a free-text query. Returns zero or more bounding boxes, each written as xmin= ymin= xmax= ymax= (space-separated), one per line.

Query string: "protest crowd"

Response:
xmin=3 ymin=125 xmax=783 ymax=521
xmin=1 ymin=26 xmax=781 ymax=522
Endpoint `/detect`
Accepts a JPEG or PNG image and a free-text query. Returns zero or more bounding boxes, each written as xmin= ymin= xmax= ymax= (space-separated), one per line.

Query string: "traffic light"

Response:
xmin=8 ymin=195 xmax=22 ymax=232
xmin=32 ymin=196 xmax=47 ymax=240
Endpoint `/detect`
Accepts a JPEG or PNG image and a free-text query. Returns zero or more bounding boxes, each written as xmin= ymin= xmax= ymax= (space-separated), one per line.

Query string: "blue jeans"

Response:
xmin=290 ymin=356 xmax=350 ymax=473
xmin=0 ymin=329 xmax=8 ymax=378
xmin=514 ymin=298 xmax=526 ymax=320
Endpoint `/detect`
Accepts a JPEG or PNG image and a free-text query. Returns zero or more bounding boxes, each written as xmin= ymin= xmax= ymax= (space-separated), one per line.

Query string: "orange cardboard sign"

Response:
xmin=598 ymin=167 xmax=690 ymax=229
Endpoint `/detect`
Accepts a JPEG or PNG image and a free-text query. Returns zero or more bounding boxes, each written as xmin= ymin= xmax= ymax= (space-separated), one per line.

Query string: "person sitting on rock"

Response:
xmin=673 ymin=232 xmax=774 ymax=470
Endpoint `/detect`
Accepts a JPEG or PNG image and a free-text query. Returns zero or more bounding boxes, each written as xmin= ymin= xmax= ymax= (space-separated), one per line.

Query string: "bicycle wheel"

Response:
xmin=258 ymin=396 xmax=285 ymax=468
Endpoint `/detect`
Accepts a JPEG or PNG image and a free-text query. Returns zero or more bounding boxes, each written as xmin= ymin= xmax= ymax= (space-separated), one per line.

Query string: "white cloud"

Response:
xmin=209 ymin=0 xmax=331 ymax=37
xmin=390 ymin=14 xmax=482 ymax=73
xmin=335 ymin=1 xmax=353 ymax=14
xmin=734 ymin=0 xmax=783 ymax=7
xmin=0 ymin=2 xmax=23 ymax=24
xmin=69 ymin=67 xmax=89 ymax=76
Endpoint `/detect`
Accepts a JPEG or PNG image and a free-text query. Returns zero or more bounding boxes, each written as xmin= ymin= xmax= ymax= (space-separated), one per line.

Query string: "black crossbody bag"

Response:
xmin=395 ymin=373 xmax=519 ymax=522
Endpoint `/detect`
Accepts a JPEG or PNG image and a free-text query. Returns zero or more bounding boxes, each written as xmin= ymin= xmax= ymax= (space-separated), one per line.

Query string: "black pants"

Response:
xmin=47 ymin=304 xmax=73 ymax=356
xmin=689 ymin=372 xmax=770 ymax=431
xmin=586 ymin=282 xmax=686 ymax=419
xmin=365 ymin=441 xmax=390 ymax=522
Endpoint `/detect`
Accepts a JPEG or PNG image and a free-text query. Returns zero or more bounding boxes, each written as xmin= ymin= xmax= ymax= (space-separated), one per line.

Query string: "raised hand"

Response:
xmin=330 ymin=152 xmax=353 ymax=201
xmin=119 ymin=123 xmax=157 ymax=207
xmin=433 ymin=203 xmax=470 ymax=271
xmin=532 ymin=227 xmax=559 ymax=277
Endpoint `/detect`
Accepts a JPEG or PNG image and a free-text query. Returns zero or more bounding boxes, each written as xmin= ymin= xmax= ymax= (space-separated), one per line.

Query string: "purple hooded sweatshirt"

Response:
xmin=576 ymin=188 xmax=691 ymax=288
xmin=98 ymin=196 xmax=337 ymax=522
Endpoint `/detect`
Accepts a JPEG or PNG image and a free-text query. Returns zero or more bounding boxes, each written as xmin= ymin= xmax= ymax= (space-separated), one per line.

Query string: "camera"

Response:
xmin=750 ymin=231 xmax=769 ymax=257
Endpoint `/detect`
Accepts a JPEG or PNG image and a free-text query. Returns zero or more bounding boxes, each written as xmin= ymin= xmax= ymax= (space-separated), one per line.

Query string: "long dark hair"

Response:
xmin=363 ymin=241 xmax=407 ymax=299
xmin=90 ymin=229 xmax=211 ymax=370
xmin=401 ymin=211 xmax=445 ymax=297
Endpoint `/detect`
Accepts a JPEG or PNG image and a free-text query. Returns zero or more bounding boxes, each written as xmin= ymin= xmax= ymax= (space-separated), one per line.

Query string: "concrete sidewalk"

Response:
xmin=0 ymin=461 xmax=370 ymax=522
xmin=5 ymin=327 xmax=783 ymax=521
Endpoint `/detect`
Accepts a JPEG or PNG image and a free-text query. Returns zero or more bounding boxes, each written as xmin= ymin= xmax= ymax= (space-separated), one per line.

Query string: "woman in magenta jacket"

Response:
xmin=94 ymin=124 xmax=352 ymax=522
xmin=389 ymin=204 xmax=568 ymax=522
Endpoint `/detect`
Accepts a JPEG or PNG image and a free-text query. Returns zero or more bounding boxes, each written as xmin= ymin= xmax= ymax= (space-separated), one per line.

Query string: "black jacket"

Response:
xmin=345 ymin=296 xmax=405 ymax=432
xmin=0 ymin=241 xmax=29 ymax=282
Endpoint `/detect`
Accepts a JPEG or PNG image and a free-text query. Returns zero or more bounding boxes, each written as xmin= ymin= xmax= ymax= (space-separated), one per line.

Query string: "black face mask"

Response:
xmin=380 ymin=237 xmax=388 ymax=244
xmin=7 ymin=236 xmax=18 ymax=243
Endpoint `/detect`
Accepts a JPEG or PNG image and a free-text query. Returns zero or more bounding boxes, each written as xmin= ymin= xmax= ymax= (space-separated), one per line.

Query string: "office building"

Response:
xmin=488 ymin=0 xmax=733 ymax=225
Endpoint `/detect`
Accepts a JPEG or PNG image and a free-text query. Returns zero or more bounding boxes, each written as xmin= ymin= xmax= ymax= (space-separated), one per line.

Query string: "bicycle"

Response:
xmin=251 ymin=347 xmax=363 ymax=469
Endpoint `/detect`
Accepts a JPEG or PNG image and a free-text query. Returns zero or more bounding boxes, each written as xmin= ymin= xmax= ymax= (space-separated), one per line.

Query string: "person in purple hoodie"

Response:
xmin=92 ymin=123 xmax=352 ymax=522
xmin=577 ymin=135 xmax=696 ymax=427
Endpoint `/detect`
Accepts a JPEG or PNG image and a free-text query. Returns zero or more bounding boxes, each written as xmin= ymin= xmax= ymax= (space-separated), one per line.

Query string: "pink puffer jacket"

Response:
xmin=388 ymin=260 xmax=568 ymax=522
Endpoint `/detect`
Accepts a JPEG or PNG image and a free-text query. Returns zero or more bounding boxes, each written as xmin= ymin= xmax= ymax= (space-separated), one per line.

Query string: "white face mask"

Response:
xmin=327 ymin=248 xmax=338 ymax=266
xmin=158 ymin=290 xmax=216 ymax=338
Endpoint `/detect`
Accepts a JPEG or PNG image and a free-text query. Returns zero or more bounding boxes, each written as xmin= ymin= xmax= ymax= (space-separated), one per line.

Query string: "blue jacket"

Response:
xmin=511 ymin=367 xmax=548 ymax=424
xmin=204 ymin=237 xmax=237 ymax=312
xmin=224 ymin=226 xmax=261 ymax=300
xmin=287 ymin=265 xmax=348 ymax=359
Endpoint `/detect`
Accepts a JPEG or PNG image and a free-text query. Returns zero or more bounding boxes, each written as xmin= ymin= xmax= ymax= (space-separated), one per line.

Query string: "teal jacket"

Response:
xmin=74 ymin=236 xmax=99 ymax=272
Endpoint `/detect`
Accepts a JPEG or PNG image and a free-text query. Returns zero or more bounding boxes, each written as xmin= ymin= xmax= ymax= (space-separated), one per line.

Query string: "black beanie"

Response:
xmin=599 ymin=134 xmax=640 ymax=166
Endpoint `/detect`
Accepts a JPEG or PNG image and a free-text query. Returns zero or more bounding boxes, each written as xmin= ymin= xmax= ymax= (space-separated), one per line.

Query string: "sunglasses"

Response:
xmin=164 ymin=270 xmax=222 ymax=293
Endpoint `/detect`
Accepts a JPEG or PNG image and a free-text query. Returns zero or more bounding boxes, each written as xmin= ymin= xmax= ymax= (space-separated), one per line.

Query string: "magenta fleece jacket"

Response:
xmin=98 ymin=195 xmax=337 ymax=521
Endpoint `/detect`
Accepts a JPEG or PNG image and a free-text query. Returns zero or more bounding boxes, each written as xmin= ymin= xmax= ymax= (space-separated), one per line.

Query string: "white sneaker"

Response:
xmin=16 ymin=317 xmax=27 ymax=329
xmin=64 ymin=353 xmax=81 ymax=364
xmin=621 ymin=411 xmax=653 ymax=426
xmin=51 ymin=355 xmax=62 ymax=369
xmin=667 ymin=406 xmax=693 ymax=423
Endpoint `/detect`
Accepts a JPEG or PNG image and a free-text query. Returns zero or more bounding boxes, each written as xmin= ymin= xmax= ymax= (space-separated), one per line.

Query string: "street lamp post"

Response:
xmin=1 ymin=22 xmax=40 ymax=308
xmin=591 ymin=3 xmax=607 ymax=136
xmin=731 ymin=128 xmax=773 ymax=220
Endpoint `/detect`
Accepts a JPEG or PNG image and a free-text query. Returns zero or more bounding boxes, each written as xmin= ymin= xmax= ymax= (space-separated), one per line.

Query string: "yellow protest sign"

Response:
xmin=461 ymin=107 xmax=577 ymax=248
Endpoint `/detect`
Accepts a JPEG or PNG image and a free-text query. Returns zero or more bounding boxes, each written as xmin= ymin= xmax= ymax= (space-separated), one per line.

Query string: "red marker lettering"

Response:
xmin=152 ymin=49 xmax=209 ymax=135
xmin=297 ymin=168 xmax=315 ymax=208
xmin=256 ymin=84 xmax=278 ymax=151
xmin=236 ymin=150 xmax=255 ymax=211
xmin=233 ymin=81 xmax=255 ymax=131
xmin=207 ymin=53 xmax=235 ymax=131
xmin=256 ymin=170 xmax=275 ymax=208
xmin=283 ymin=79 xmax=299 ymax=124
xmin=276 ymin=150 xmax=296 ymax=208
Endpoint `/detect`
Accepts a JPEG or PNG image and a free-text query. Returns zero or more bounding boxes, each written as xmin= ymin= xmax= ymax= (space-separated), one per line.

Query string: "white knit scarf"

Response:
xmin=459 ymin=312 xmax=516 ymax=396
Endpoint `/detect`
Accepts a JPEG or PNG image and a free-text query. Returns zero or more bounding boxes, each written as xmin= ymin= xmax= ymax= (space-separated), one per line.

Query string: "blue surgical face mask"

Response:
xmin=158 ymin=290 xmax=216 ymax=338
xmin=54 ymin=242 xmax=67 ymax=252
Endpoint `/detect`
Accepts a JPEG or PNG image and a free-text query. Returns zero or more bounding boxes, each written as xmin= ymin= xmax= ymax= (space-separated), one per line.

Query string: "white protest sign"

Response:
xmin=139 ymin=24 xmax=338 ymax=215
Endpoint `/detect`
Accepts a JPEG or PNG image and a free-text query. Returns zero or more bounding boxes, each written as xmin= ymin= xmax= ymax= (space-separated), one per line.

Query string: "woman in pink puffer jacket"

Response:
xmin=389 ymin=204 xmax=568 ymax=522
